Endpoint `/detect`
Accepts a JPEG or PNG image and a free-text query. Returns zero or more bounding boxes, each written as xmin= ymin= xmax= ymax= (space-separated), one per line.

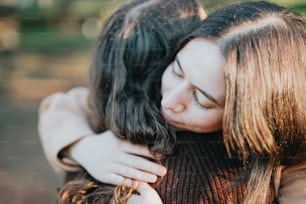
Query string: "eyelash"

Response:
xmin=193 ymin=90 xmax=209 ymax=110
xmin=171 ymin=64 xmax=183 ymax=78
xmin=171 ymin=64 xmax=209 ymax=110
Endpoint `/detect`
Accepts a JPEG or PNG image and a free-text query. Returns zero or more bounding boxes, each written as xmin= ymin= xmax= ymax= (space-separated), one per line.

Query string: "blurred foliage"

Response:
xmin=0 ymin=0 xmax=129 ymax=53
xmin=0 ymin=0 xmax=305 ymax=53
xmin=16 ymin=0 xmax=125 ymax=25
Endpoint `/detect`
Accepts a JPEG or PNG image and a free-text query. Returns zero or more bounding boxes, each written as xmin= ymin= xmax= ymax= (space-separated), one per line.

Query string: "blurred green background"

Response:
xmin=0 ymin=0 xmax=305 ymax=203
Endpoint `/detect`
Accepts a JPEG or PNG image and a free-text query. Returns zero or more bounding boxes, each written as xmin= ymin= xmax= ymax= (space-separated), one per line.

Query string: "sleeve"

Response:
xmin=275 ymin=163 xmax=306 ymax=204
xmin=38 ymin=87 xmax=95 ymax=172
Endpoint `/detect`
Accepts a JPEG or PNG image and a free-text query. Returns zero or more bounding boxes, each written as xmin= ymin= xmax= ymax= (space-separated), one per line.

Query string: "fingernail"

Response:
xmin=159 ymin=167 xmax=167 ymax=176
xmin=149 ymin=175 xmax=157 ymax=182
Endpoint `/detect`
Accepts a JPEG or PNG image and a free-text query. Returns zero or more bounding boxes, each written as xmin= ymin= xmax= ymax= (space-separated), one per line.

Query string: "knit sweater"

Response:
xmin=152 ymin=131 xmax=274 ymax=204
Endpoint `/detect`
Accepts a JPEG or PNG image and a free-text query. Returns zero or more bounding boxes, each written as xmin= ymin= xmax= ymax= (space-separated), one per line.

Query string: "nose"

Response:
xmin=161 ymin=82 xmax=189 ymax=113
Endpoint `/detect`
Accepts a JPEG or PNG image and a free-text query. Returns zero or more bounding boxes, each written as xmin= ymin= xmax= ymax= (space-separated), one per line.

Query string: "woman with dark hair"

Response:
xmin=40 ymin=0 xmax=206 ymax=203
xmin=39 ymin=1 xmax=306 ymax=203
xmin=39 ymin=0 xmax=206 ymax=186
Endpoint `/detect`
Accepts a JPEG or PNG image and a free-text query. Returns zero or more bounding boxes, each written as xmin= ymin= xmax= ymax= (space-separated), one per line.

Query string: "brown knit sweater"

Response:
xmin=62 ymin=131 xmax=276 ymax=204
xmin=152 ymin=131 xmax=275 ymax=204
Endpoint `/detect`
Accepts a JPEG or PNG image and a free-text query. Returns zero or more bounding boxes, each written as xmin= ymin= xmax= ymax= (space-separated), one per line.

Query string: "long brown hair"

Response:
xmin=58 ymin=0 xmax=204 ymax=203
xmin=177 ymin=1 xmax=306 ymax=203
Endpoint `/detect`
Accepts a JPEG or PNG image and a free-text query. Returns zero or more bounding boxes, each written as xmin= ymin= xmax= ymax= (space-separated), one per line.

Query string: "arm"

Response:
xmin=38 ymin=87 xmax=93 ymax=172
xmin=274 ymin=164 xmax=306 ymax=204
xmin=38 ymin=87 xmax=167 ymax=185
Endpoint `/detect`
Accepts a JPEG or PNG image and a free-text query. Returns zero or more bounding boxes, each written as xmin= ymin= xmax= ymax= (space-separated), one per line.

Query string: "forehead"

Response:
xmin=177 ymin=38 xmax=225 ymax=101
xmin=179 ymin=38 xmax=222 ymax=68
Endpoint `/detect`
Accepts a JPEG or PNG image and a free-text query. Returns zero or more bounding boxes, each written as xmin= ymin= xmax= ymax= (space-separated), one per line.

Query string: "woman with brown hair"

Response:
xmin=154 ymin=1 xmax=306 ymax=202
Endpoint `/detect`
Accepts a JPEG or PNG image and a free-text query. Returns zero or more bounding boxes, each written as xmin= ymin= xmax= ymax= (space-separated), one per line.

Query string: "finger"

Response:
xmin=118 ymin=154 xmax=167 ymax=177
xmin=97 ymin=174 xmax=133 ymax=187
xmin=121 ymin=142 xmax=156 ymax=159
xmin=114 ymin=164 xmax=158 ymax=183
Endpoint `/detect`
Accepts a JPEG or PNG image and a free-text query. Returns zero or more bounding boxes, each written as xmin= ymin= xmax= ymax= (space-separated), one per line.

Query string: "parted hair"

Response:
xmin=58 ymin=0 xmax=204 ymax=203
xmin=177 ymin=1 xmax=306 ymax=203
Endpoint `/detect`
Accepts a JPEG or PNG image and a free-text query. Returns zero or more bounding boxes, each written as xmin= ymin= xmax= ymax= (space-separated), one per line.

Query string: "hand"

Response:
xmin=69 ymin=131 xmax=167 ymax=186
xmin=127 ymin=182 xmax=163 ymax=204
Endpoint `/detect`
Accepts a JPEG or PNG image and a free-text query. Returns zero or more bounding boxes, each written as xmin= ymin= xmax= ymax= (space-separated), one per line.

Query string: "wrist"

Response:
xmin=67 ymin=135 xmax=93 ymax=165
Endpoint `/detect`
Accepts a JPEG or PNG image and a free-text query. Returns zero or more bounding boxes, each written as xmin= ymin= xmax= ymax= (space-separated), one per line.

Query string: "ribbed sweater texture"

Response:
xmin=152 ymin=131 xmax=274 ymax=204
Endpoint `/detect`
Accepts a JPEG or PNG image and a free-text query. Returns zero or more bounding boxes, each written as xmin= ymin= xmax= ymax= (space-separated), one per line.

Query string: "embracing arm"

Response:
xmin=38 ymin=87 xmax=93 ymax=172
xmin=274 ymin=164 xmax=306 ymax=204
xmin=38 ymin=87 xmax=166 ymax=185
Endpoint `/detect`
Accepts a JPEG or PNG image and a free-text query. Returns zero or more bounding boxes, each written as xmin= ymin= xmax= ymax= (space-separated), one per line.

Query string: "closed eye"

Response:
xmin=172 ymin=60 xmax=184 ymax=78
xmin=193 ymin=90 xmax=210 ymax=110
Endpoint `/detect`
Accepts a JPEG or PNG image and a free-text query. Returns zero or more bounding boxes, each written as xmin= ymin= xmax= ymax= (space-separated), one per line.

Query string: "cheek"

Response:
xmin=161 ymin=67 xmax=173 ymax=92
xmin=191 ymin=109 xmax=223 ymax=132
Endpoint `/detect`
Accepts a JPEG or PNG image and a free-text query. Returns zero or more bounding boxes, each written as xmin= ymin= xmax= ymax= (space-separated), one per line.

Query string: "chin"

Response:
xmin=173 ymin=126 xmax=185 ymax=131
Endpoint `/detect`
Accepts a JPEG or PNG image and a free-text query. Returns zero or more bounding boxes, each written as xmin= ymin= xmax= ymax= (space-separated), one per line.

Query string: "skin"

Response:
xmin=161 ymin=38 xmax=225 ymax=132
xmin=70 ymin=131 xmax=166 ymax=186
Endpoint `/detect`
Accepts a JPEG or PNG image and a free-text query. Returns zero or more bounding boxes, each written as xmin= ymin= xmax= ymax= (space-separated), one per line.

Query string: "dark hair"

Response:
xmin=89 ymin=0 xmax=203 ymax=154
xmin=177 ymin=1 xmax=306 ymax=203
xmin=58 ymin=0 xmax=204 ymax=203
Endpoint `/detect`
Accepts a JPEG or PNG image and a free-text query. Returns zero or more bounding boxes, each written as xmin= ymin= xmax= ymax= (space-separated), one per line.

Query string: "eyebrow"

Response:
xmin=175 ymin=56 xmax=221 ymax=106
